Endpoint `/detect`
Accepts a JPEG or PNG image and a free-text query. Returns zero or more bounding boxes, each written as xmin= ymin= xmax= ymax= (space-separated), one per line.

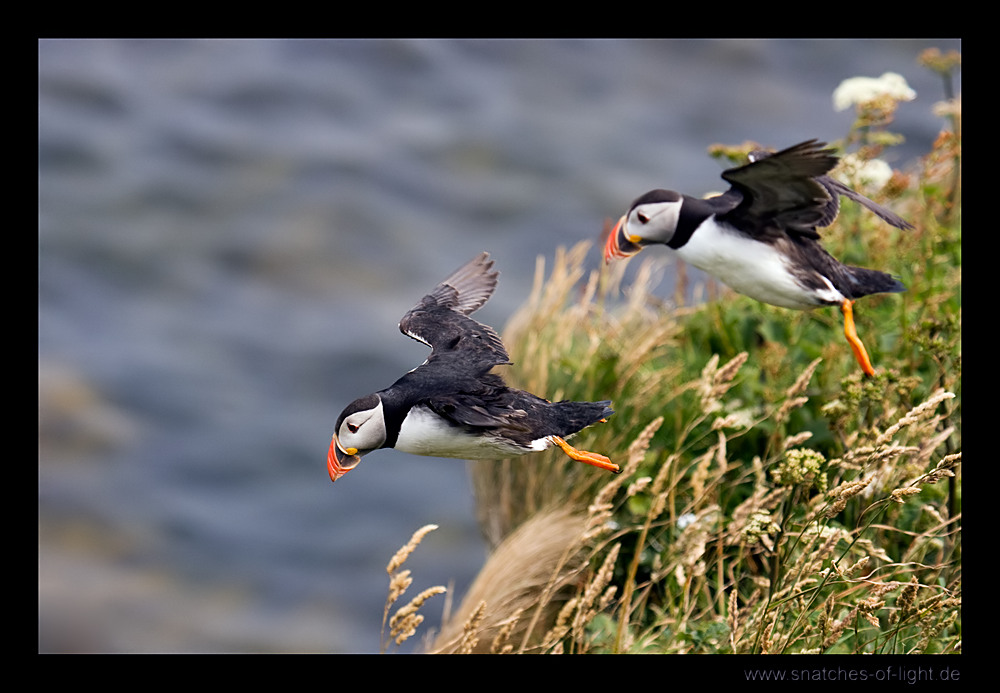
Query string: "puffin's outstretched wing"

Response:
xmin=398 ymin=252 xmax=511 ymax=372
xmin=816 ymin=174 xmax=914 ymax=230
xmin=728 ymin=140 xmax=914 ymax=235
xmin=720 ymin=139 xmax=838 ymax=238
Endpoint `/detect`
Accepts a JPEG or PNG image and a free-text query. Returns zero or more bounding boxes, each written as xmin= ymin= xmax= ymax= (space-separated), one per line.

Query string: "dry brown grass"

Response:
xmin=381 ymin=524 xmax=446 ymax=652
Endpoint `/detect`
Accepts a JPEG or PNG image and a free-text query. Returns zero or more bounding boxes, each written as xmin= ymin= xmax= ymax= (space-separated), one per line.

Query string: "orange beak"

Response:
xmin=603 ymin=215 xmax=643 ymax=263
xmin=328 ymin=433 xmax=362 ymax=482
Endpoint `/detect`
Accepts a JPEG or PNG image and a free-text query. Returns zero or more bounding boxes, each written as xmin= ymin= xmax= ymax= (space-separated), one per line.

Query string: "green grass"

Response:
xmin=389 ymin=50 xmax=961 ymax=655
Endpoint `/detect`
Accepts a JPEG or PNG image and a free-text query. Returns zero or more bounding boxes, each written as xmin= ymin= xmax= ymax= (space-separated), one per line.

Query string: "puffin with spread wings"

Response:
xmin=328 ymin=252 xmax=618 ymax=482
xmin=605 ymin=140 xmax=912 ymax=376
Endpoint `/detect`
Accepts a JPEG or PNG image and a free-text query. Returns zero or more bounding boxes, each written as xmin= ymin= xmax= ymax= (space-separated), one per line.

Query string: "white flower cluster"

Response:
xmin=832 ymin=72 xmax=917 ymax=111
xmin=840 ymin=154 xmax=894 ymax=189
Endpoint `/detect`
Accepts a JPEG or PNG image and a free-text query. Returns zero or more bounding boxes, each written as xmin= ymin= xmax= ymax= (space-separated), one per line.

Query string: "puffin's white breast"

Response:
xmin=677 ymin=218 xmax=845 ymax=310
xmin=395 ymin=405 xmax=549 ymax=460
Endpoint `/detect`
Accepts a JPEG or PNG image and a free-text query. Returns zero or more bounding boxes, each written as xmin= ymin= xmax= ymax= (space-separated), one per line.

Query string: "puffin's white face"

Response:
xmin=328 ymin=394 xmax=386 ymax=482
xmin=625 ymin=199 xmax=683 ymax=244
xmin=604 ymin=191 xmax=683 ymax=262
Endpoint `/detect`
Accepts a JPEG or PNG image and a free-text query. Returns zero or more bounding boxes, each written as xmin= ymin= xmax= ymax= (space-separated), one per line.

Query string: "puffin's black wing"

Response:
xmin=398 ymin=252 xmax=511 ymax=372
xmin=424 ymin=377 xmax=533 ymax=431
xmin=731 ymin=140 xmax=914 ymax=234
xmin=719 ymin=139 xmax=838 ymax=239
xmin=815 ymin=175 xmax=914 ymax=230
xmin=424 ymin=374 xmax=613 ymax=442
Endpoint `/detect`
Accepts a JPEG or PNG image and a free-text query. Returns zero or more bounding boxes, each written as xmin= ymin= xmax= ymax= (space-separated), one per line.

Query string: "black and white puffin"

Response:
xmin=604 ymin=139 xmax=912 ymax=376
xmin=328 ymin=252 xmax=618 ymax=482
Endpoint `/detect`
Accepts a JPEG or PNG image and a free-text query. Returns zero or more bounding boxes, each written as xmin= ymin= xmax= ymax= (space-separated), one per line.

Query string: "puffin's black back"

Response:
xmin=381 ymin=365 xmax=612 ymax=449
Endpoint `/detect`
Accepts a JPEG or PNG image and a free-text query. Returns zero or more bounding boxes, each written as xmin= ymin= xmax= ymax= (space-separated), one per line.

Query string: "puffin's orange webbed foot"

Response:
xmin=551 ymin=436 xmax=620 ymax=474
xmin=841 ymin=299 xmax=876 ymax=377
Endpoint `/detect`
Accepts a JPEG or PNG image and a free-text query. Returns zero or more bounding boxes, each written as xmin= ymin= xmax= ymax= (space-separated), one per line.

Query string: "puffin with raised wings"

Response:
xmin=604 ymin=140 xmax=912 ymax=376
xmin=328 ymin=253 xmax=618 ymax=482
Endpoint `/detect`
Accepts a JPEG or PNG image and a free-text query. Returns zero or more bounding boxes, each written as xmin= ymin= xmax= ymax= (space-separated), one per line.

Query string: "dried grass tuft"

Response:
xmin=381 ymin=524 xmax=446 ymax=652
xmin=430 ymin=506 xmax=591 ymax=653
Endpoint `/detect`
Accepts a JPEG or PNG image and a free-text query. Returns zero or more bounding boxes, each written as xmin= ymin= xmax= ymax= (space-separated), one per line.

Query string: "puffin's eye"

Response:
xmin=636 ymin=212 xmax=650 ymax=224
xmin=347 ymin=423 xmax=359 ymax=433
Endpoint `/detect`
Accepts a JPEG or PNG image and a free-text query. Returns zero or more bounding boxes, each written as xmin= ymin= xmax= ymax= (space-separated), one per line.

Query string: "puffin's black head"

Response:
xmin=604 ymin=189 xmax=683 ymax=263
xmin=328 ymin=393 xmax=386 ymax=482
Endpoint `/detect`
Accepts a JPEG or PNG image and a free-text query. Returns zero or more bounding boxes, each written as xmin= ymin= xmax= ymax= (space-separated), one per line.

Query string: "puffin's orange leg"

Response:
xmin=841 ymin=299 xmax=876 ymax=377
xmin=551 ymin=436 xmax=621 ymax=474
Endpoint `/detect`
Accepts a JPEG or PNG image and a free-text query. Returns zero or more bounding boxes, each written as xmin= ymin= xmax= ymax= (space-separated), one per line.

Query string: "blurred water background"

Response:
xmin=38 ymin=38 xmax=960 ymax=653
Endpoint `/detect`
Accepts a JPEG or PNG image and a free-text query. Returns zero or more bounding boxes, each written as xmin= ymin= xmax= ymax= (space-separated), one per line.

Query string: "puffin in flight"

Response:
xmin=328 ymin=252 xmax=618 ymax=482
xmin=604 ymin=139 xmax=912 ymax=376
